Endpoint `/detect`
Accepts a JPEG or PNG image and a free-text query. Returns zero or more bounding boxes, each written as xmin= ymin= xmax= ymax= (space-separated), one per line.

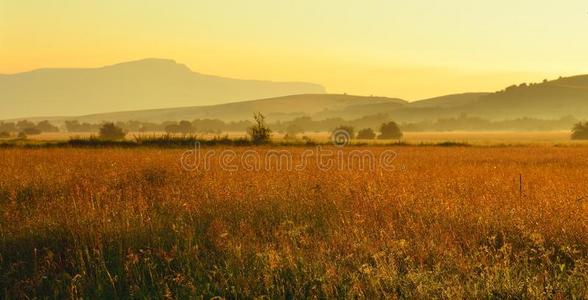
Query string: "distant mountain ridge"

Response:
xmin=2 ymin=59 xmax=588 ymax=123
xmin=0 ymin=58 xmax=326 ymax=119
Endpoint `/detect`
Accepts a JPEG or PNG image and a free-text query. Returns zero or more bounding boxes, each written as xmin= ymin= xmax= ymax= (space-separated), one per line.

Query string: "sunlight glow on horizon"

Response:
xmin=1 ymin=0 xmax=587 ymax=100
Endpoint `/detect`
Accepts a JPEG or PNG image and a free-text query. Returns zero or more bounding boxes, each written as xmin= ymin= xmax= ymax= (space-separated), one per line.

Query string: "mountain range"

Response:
xmin=2 ymin=58 xmax=588 ymax=123
xmin=0 ymin=58 xmax=325 ymax=119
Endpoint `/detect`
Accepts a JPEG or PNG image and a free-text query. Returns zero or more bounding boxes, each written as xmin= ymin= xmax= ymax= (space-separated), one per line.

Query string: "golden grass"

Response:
xmin=0 ymin=146 xmax=587 ymax=298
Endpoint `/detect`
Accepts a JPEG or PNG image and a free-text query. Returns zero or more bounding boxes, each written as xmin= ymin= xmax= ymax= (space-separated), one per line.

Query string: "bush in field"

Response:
xmin=357 ymin=128 xmax=376 ymax=139
xmin=571 ymin=121 xmax=588 ymax=140
xmin=378 ymin=121 xmax=403 ymax=140
xmin=99 ymin=123 xmax=126 ymax=140
xmin=248 ymin=113 xmax=272 ymax=144
xmin=0 ymin=131 xmax=10 ymax=138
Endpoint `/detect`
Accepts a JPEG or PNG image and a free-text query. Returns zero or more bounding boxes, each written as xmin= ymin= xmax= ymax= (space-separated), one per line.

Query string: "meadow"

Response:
xmin=1 ymin=145 xmax=588 ymax=299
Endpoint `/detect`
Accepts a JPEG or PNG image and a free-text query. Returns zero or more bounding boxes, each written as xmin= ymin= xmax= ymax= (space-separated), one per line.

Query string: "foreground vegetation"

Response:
xmin=1 ymin=146 xmax=587 ymax=298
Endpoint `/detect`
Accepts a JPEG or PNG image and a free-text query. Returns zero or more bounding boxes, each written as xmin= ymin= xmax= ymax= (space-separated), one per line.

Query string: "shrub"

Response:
xmin=571 ymin=121 xmax=588 ymax=140
xmin=379 ymin=121 xmax=403 ymax=140
xmin=248 ymin=113 xmax=272 ymax=144
xmin=99 ymin=123 xmax=126 ymax=140
xmin=357 ymin=128 xmax=376 ymax=139
xmin=0 ymin=131 xmax=10 ymax=138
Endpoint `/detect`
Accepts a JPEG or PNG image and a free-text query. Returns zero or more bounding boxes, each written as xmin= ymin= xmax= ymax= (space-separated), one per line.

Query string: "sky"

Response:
xmin=1 ymin=0 xmax=588 ymax=100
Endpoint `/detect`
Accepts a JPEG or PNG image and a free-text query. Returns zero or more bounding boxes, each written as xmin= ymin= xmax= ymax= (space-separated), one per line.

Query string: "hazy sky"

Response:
xmin=1 ymin=0 xmax=587 ymax=100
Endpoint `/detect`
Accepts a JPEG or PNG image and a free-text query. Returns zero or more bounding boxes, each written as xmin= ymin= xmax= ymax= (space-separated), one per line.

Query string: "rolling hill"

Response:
xmin=51 ymin=94 xmax=408 ymax=123
xmin=3 ymin=58 xmax=588 ymax=124
xmin=0 ymin=58 xmax=326 ymax=119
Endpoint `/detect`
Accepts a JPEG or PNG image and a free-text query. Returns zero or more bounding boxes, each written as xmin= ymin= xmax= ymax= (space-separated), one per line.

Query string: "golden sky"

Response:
xmin=1 ymin=0 xmax=587 ymax=100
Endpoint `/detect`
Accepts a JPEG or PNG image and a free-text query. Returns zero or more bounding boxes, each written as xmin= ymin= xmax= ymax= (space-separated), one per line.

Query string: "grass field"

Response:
xmin=1 ymin=146 xmax=588 ymax=298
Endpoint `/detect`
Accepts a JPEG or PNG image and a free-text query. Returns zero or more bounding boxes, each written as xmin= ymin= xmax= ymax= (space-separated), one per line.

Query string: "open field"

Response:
xmin=1 ymin=146 xmax=588 ymax=298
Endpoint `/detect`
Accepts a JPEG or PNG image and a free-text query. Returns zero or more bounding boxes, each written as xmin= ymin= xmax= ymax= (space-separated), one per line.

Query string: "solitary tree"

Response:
xmin=571 ymin=121 xmax=588 ymax=140
xmin=357 ymin=128 xmax=376 ymax=139
xmin=378 ymin=121 xmax=403 ymax=140
xmin=99 ymin=123 xmax=126 ymax=140
xmin=248 ymin=113 xmax=272 ymax=144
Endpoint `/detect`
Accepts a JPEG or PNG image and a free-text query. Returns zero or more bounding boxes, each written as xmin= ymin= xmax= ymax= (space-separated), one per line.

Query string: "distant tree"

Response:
xmin=357 ymin=128 xmax=376 ymax=139
xmin=17 ymin=132 xmax=27 ymax=139
xmin=248 ymin=113 xmax=272 ymax=144
xmin=178 ymin=120 xmax=193 ymax=133
xmin=65 ymin=120 xmax=99 ymax=132
xmin=0 ymin=132 xmax=10 ymax=138
xmin=0 ymin=122 xmax=17 ymax=133
xmin=192 ymin=119 xmax=226 ymax=133
xmin=284 ymin=124 xmax=303 ymax=140
xmin=226 ymin=120 xmax=253 ymax=132
xmin=99 ymin=123 xmax=126 ymax=140
xmin=164 ymin=121 xmax=192 ymax=134
xmin=65 ymin=120 xmax=81 ymax=132
xmin=379 ymin=121 xmax=403 ymax=140
xmin=36 ymin=120 xmax=59 ymax=132
xmin=164 ymin=123 xmax=180 ymax=134
xmin=571 ymin=121 xmax=588 ymax=140
xmin=21 ymin=127 xmax=41 ymax=135
xmin=16 ymin=120 xmax=35 ymax=131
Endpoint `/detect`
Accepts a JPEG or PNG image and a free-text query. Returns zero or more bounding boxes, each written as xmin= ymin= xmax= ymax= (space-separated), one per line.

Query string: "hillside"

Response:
xmin=408 ymin=93 xmax=489 ymax=108
xmin=459 ymin=75 xmax=588 ymax=119
xmin=3 ymin=61 xmax=588 ymax=124
xmin=54 ymin=94 xmax=408 ymax=123
xmin=70 ymin=75 xmax=588 ymax=123
xmin=387 ymin=76 xmax=588 ymax=122
xmin=0 ymin=58 xmax=326 ymax=119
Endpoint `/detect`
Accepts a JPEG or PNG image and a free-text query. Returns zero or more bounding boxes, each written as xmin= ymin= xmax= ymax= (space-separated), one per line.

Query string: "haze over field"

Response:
xmin=2 ymin=0 xmax=588 ymax=106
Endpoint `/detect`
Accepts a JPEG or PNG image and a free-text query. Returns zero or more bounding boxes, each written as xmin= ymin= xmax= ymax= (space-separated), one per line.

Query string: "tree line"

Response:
xmin=2 ymin=114 xmax=588 ymax=140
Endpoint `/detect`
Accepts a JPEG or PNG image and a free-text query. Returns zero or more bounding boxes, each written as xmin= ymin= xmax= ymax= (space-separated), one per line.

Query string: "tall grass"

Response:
xmin=0 ymin=147 xmax=587 ymax=298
